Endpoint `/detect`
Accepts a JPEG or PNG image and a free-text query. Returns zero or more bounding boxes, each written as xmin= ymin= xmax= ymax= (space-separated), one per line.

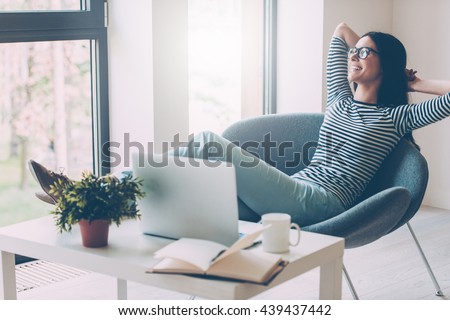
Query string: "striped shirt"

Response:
xmin=293 ymin=36 xmax=450 ymax=208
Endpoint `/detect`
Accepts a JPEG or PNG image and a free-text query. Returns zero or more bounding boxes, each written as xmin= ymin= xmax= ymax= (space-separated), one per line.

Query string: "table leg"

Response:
xmin=319 ymin=257 xmax=343 ymax=300
xmin=117 ymin=278 xmax=128 ymax=300
xmin=0 ymin=251 xmax=17 ymax=300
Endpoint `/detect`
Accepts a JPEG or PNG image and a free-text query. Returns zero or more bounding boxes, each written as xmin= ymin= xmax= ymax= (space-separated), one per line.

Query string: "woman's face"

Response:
xmin=347 ymin=36 xmax=383 ymax=87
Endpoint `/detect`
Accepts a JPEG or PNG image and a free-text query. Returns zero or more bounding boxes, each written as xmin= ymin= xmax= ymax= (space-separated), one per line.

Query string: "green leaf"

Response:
xmin=50 ymin=172 xmax=145 ymax=232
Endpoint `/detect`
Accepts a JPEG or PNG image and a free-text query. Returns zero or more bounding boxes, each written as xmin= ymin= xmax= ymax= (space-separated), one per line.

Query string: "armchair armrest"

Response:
xmin=222 ymin=113 xmax=324 ymax=175
xmin=303 ymin=187 xmax=411 ymax=248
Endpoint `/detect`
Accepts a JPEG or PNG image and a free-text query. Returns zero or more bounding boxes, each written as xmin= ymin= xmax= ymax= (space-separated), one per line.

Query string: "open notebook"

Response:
xmin=148 ymin=226 xmax=288 ymax=285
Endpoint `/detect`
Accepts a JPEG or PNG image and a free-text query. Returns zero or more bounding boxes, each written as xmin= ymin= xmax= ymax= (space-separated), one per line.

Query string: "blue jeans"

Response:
xmin=170 ymin=131 xmax=345 ymax=227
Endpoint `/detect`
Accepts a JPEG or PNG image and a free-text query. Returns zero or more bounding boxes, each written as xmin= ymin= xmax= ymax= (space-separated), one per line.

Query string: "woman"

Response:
xmin=30 ymin=23 xmax=450 ymax=227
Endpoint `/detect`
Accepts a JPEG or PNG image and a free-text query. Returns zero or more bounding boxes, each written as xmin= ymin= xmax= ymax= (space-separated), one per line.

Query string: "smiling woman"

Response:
xmin=347 ymin=36 xmax=383 ymax=101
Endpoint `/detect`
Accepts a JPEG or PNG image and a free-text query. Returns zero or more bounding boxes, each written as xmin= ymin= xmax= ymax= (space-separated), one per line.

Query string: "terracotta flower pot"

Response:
xmin=79 ymin=219 xmax=110 ymax=248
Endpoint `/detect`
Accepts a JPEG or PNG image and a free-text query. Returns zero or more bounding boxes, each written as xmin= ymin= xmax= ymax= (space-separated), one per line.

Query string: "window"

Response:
xmin=188 ymin=0 xmax=242 ymax=134
xmin=188 ymin=0 xmax=264 ymax=135
xmin=0 ymin=0 xmax=109 ymax=227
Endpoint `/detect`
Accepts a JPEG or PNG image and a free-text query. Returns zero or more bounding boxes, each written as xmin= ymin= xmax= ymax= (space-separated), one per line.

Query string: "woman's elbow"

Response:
xmin=334 ymin=22 xmax=349 ymax=37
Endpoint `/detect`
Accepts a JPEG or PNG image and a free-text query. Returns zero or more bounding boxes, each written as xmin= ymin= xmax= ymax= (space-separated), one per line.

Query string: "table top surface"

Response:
xmin=0 ymin=216 xmax=344 ymax=299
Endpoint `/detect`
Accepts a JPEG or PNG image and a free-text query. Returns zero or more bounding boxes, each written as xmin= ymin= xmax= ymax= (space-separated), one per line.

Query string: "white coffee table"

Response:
xmin=0 ymin=216 xmax=344 ymax=300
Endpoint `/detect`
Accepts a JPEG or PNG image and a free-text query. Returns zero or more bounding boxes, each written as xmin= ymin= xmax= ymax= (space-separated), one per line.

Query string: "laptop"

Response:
xmin=131 ymin=153 xmax=240 ymax=246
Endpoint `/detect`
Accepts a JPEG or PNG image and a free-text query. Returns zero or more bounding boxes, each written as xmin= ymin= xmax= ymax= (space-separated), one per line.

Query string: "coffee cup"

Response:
xmin=260 ymin=213 xmax=301 ymax=253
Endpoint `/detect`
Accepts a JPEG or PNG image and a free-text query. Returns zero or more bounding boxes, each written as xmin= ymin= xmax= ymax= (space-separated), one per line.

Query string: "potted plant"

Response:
xmin=50 ymin=171 xmax=145 ymax=248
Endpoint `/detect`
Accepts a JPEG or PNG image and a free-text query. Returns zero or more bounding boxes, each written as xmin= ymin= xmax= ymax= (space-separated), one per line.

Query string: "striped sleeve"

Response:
xmin=326 ymin=36 xmax=353 ymax=107
xmin=390 ymin=93 xmax=450 ymax=135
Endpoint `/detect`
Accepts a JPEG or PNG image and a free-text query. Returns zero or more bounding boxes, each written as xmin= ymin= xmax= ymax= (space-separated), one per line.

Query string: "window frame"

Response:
xmin=0 ymin=1 xmax=104 ymax=32
xmin=0 ymin=0 xmax=110 ymax=176
xmin=263 ymin=0 xmax=277 ymax=115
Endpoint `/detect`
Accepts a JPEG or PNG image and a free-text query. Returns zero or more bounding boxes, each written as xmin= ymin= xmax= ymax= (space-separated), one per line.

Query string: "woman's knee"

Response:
xmin=198 ymin=130 xmax=220 ymax=142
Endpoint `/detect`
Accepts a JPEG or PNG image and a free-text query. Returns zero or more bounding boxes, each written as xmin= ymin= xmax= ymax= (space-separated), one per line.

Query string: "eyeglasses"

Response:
xmin=348 ymin=47 xmax=379 ymax=60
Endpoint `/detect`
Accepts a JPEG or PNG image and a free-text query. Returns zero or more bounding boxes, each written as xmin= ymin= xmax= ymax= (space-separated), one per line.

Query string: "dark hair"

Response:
xmin=361 ymin=31 xmax=419 ymax=149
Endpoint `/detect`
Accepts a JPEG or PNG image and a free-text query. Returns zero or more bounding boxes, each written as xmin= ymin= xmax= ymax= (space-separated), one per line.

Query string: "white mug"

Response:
xmin=260 ymin=213 xmax=301 ymax=253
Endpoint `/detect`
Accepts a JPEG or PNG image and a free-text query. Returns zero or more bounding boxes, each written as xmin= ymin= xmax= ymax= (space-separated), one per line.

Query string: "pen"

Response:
xmin=244 ymin=240 xmax=262 ymax=250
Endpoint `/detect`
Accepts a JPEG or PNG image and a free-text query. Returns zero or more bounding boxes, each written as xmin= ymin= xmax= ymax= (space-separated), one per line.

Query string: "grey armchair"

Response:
xmin=222 ymin=113 xmax=443 ymax=299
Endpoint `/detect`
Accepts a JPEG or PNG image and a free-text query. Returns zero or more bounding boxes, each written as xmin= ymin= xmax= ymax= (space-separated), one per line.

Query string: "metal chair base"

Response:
xmin=343 ymin=265 xmax=359 ymax=300
xmin=407 ymin=222 xmax=444 ymax=296
xmin=343 ymin=222 xmax=445 ymax=300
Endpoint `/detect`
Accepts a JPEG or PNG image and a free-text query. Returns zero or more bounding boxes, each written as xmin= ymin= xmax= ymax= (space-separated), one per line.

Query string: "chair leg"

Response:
xmin=343 ymin=265 xmax=359 ymax=300
xmin=407 ymin=222 xmax=444 ymax=296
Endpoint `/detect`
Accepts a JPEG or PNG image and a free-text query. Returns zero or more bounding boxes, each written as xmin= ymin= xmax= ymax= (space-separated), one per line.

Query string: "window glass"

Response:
xmin=0 ymin=40 xmax=93 ymax=227
xmin=188 ymin=0 xmax=242 ymax=134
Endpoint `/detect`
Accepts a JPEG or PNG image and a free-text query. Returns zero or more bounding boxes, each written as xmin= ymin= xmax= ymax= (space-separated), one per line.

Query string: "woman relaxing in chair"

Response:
xmin=29 ymin=23 xmax=450 ymax=227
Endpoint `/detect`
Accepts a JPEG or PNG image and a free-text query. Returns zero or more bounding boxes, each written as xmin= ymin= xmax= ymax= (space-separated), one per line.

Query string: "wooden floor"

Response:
xmin=17 ymin=206 xmax=450 ymax=300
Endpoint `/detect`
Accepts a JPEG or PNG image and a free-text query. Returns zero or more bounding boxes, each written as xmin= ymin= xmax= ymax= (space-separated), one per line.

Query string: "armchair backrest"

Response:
xmin=360 ymin=138 xmax=428 ymax=231
xmin=222 ymin=113 xmax=429 ymax=232
xmin=222 ymin=113 xmax=324 ymax=176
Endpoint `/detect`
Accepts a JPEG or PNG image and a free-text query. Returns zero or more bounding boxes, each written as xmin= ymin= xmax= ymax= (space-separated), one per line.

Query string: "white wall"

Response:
xmin=108 ymin=0 xmax=188 ymax=171
xmin=393 ymin=0 xmax=450 ymax=208
xmin=277 ymin=0 xmax=324 ymax=114
xmin=323 ymin=0 xmax=394 ymax=42
xmin=108 ymin=0 xmax=153 ymax=172
xmin=152 ymin=0 xmax=189 ymax=152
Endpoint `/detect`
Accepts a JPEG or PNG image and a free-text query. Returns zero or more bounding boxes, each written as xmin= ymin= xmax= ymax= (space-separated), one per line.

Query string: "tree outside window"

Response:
xmin=0 ymin=0 xmax=108 ymax=227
